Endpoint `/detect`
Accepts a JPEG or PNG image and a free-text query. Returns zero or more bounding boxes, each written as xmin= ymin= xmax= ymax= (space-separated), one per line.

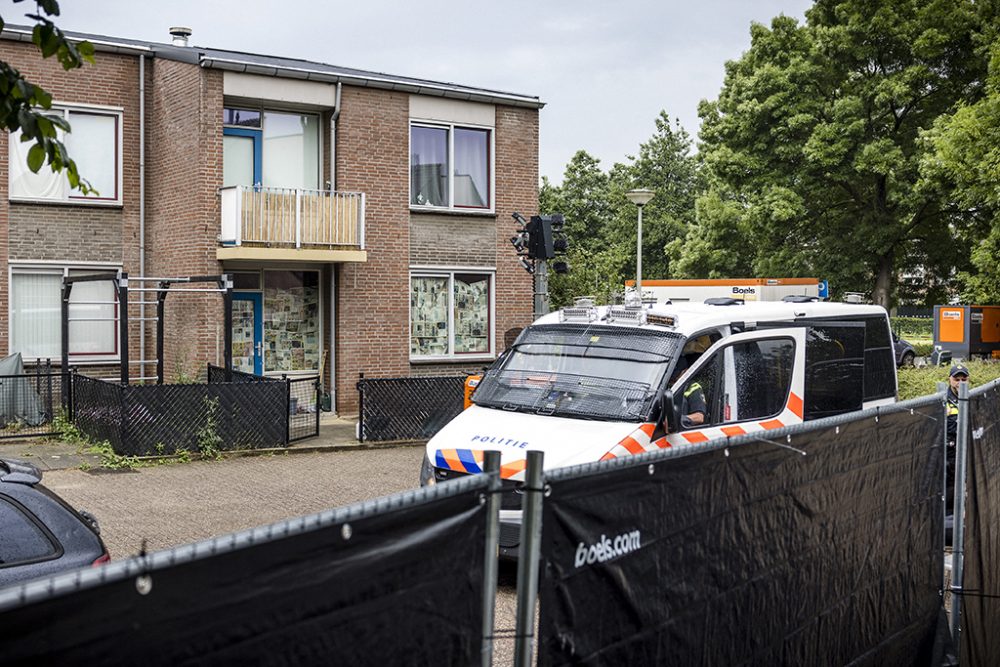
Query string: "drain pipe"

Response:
xmin=138 ymin=54 xmax=147 ymax=369
xmin=328 ymin=82 xmax=341 ymax=406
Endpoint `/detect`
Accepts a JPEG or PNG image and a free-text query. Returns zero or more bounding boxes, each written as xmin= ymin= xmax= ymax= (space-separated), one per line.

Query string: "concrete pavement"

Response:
xmin=0 ymin=414 xmax=426 ymax=472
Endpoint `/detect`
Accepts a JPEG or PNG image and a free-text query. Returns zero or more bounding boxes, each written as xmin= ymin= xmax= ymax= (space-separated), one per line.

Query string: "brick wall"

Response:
xmin=334 ymin=86 xmax=411 ymax=413
xmin=493 ymin=106 xmax=537 ymax=356
xmin=333 ymin=95 xmax=537 ymax=415
xmin=410 ymin=213 xmax=496 ymax=266
xmin=145 ymin=59 xmax=225 ymax=380
xmin=0 ymin=40 xmax=142 ymax=368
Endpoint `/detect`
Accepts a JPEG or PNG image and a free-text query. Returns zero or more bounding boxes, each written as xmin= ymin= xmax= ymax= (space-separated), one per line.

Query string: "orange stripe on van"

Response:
xmin=721 ymin=426 xmax=746 ymax=437
xmin=500 ymin=459 xmax=527 ymax=479
xmin=639 ymin=423 xmax=656 ymax=437
xmin=760 ymin=419 xmax=784 ymax=430
xmin=600 ymin=452 xmax=617 ymax=461
xmin=787 ymin=393 xmax=803 ymax=419
xmin=682 ymin=431 xmax=709 ymax=444
xmin=619 ymin=436 xmax=646 ymax=455
xmin=440 ymin=449 xmax=464 ymax=471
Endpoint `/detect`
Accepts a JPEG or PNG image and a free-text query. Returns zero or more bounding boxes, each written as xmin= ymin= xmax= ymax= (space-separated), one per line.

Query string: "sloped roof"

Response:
xmin=1 ymin=25 xmax=544 ymax=109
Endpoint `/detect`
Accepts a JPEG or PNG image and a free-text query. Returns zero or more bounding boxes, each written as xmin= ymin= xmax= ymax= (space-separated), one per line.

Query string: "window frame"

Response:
xmin=409 ymin=267 xmax=495 ymax=362
xmin=222 ymin=105 xmax=322 ymax=191
xmin=8 ymin=262 xmax=121 ymax=363
xmin=0 ymin=494 xmax=62 ymax=569
xmin=8 ymin=103 xmax=124 ymax=206
xmin=409 ymin=120 xmax=495 ymax=213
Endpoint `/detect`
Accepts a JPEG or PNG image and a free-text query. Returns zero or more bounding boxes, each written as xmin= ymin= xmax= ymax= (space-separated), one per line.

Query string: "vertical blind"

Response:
xmin=10 ymin=271 xmax=117 ymax=359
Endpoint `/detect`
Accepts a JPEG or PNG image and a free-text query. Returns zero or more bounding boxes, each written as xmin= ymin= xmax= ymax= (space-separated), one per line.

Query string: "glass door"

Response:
xmin=223 ymin=127 xmax=262 ymax=187
xmin=232 ymin=293 xmax=263 ymax=375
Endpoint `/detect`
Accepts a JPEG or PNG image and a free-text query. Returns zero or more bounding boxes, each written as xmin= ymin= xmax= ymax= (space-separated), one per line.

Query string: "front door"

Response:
xmin=232 ymin=293 xmax=263 ymax=375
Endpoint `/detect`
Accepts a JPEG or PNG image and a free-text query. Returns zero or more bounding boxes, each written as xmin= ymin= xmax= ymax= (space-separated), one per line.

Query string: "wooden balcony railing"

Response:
xmin=220 ymin=186 xmax=365 ymax=249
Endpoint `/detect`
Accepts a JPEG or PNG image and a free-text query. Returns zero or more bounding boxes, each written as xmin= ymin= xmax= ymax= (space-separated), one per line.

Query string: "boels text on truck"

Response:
xmin=627 ymin=278 xmax=820 ymax=304
xmin=419 ymin=296 xmax=897 ymax=557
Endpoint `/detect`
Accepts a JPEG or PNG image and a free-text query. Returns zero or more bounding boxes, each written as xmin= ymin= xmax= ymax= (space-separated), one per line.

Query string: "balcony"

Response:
xmin=218 ymin=186 xmax=368 ymax=263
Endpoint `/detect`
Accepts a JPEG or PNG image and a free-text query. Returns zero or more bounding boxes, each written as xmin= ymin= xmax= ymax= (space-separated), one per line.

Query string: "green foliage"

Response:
xmin=51 ymin=408 xmax=84 ymax=443
xmin=921 ymin=37 xmax=1000 ymax=303
xmin=890 ymin=316 xmax=933 ymax=339
xmin=686 ymin=1 xmax=991 ymax=307
xmin=82 ymin=440 xmax=139 ymax=470
xmin=896 ymin=359 xmax=1000 ymax=401
xmin=0 ymin=2 xmax=96 ymax=193
xmin=544 ymin=113 xmax=702 ymax=307
xmin=196 ymin=397 xmax=224 ymax=460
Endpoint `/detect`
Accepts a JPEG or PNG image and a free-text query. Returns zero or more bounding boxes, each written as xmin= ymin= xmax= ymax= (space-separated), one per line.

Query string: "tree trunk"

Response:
xmin=873 ymin=251 xmax=893 ymax=309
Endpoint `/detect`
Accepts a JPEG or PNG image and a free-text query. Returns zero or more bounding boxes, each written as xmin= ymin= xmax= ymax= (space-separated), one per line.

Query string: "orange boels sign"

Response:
xmin=939 ymin=308 xmax=965 ymax=343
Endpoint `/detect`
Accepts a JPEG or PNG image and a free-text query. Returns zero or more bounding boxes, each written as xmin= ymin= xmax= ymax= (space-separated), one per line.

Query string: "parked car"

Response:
xmin=0 ymin=458 xmax=109 ymax=587
xmin=893 ymin=333 xmax=916 ymax=367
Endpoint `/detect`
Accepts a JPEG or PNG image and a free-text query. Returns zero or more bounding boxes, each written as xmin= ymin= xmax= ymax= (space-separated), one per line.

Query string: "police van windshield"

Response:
xmin=473 ymin=324 xmax=683 ymax=421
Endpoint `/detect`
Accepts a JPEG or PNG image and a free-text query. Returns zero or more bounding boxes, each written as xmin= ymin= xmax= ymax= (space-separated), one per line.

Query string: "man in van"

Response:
xmin=669 ymin=357 xmax=707 ymax=428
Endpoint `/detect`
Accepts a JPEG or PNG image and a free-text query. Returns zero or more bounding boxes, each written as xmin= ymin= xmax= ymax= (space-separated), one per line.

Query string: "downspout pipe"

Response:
xmin=138 ymin=54 xmax=146 ymax=368
xmin=328 ymin=82 xmax=341 ymax=409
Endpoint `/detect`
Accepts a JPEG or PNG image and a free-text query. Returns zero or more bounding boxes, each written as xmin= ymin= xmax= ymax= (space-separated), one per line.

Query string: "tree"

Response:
xmin=923 ymin=41 xmax=1000 ymax=302
xmin=687 ymin=0 xmax=989 ymax=306
xmin=1 ymin=0 xmax=95 ymax=193
xmin=542 ymin=114 xmax=702 ymax=307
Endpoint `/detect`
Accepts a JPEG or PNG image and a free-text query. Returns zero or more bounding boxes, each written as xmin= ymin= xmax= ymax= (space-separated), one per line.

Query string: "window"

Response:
xmin=410 ymin=271 xmax=493 ymax=358
xmin=861 ymin=316 xmax=896 ymax=400
xmin=222 ymin=107 xmax=320 ymax=190
xmin=804 ymin=324 xmax=865 ymax=420
xmin=410 ymin=123 xmax=492 ymax=210
xmin=730 ymin=338 xmax=795 ymax=421
xmin=0 ymin=495 xmax=58 ymax=567
xmin=676 ymin=336 xmax=795 ymax=429
xmin=10 ymin=267 xmax=118 ymax=361
xmin=9 ymin=107 xmax=122 ymax=204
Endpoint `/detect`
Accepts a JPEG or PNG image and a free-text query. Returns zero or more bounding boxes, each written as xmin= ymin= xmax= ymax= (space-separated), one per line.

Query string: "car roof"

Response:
xmin=533 ymin=300 xmax=889 ymax=337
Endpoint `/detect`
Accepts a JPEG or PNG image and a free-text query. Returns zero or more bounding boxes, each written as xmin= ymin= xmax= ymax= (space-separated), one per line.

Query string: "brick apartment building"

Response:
xmin=0 ymin=26 xmax=540 ymax=414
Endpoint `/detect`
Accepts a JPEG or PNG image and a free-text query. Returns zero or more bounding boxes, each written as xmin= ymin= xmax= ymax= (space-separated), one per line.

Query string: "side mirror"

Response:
xmin=658 ymin=389 xmax=679 ymax=433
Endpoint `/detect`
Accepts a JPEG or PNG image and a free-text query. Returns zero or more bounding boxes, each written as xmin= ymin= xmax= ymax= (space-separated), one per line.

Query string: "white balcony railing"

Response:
xmin=220 ymin=186 xmax=366 ymax=249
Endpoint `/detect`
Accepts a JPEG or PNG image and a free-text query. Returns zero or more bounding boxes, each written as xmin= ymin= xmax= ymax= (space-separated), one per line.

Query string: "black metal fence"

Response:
xmin=206 ymin=365 xmax=320 ymax=443
xmin=0 ymin=360 xmax=61 ymax=440
xmin=73 ymin=372 xmax=288 ymax=456
xmin=357 ymin=374 xmax=466 ymax=442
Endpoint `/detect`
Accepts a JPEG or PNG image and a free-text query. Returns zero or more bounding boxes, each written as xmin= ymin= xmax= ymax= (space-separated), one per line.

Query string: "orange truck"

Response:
xmin=625 ymin=278 xmax=821 ymax=304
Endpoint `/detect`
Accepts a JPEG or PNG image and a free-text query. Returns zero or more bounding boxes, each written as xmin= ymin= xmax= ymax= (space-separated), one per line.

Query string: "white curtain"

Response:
xmin=453 ymin=128 xmax=488 ymax=208
xmin=262 ymin=112 xmax=319 ymax=190
xmin=8 ymin=128 xmax=66 ymax=201
xmin=66 ymin=112 xmax=116 ymax=199
xmin=10 ymin=271 xmax=117 ymax=359
xmin=10 ymin=273 xmax=61 ymax=359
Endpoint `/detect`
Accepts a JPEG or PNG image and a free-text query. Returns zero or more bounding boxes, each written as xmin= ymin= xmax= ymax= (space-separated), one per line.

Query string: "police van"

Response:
xmin=419 ymin=296 xmax=897 ymax=556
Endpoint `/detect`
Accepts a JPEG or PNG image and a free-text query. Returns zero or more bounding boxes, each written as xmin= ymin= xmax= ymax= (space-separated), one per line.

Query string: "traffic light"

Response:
xmin=526 ymin=216 xmax=553 ymax=260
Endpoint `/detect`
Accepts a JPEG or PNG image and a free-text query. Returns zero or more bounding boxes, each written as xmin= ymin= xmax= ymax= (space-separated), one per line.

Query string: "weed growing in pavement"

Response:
xmin=196 ymin=397 xmax=224 ymax=460
xmin=52 ymin=410 xmax=86 ymax=444
xmin=83 ymin=440 xmax=140 ymax=471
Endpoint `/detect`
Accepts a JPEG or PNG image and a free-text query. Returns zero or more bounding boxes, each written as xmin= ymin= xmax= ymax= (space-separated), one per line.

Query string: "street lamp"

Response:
xmin=626 ymin=189 xmax=655 ymax=301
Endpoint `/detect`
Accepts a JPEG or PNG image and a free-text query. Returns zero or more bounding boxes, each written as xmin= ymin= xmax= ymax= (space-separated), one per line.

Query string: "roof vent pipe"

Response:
xmin=169 ymin=27 xmax=192 ymax=47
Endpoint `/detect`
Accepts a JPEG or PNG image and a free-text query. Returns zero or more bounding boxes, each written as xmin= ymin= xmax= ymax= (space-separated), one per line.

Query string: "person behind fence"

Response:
xmin=945 ymin=364 xmax=969 ymax=519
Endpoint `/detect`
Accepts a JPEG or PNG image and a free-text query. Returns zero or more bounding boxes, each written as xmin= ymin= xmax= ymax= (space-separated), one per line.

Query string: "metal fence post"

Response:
xmin=357 ymin=372 xmax=365 ymax=443
xmin=283 ymin=374 xmax=290 ymax=445
xmin=480 ymin=450 xmax=502 ymax=667
xmin=514 ymin=450 xmax=545 ymax=667
xmin=950 ymin=380 xmax=971 ymax=656
xmin=314 ymin=378 xmax=321 ymax=438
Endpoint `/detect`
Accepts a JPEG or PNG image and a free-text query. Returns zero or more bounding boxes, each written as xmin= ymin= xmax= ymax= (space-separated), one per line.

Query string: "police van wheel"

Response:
xmin=901 ymin=352 xmax=915 ymax=367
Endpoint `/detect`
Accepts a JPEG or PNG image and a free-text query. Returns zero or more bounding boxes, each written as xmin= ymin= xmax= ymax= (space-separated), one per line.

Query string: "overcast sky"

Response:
xmin=51 ymin=0 xmax=813 ymax=184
